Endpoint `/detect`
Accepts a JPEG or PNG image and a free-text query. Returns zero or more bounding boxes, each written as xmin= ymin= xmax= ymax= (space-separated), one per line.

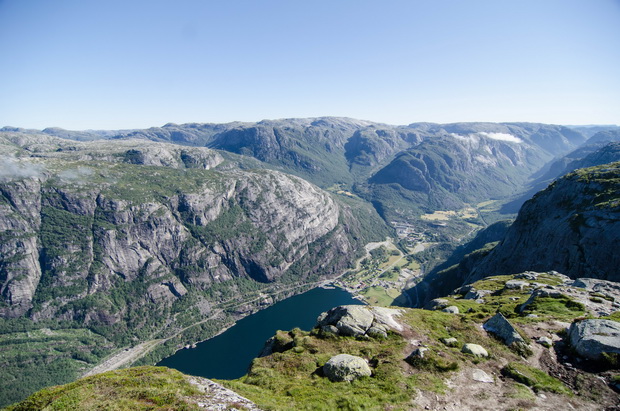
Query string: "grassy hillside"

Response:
xmin=8 ymin=272 xmax=619 ymax=410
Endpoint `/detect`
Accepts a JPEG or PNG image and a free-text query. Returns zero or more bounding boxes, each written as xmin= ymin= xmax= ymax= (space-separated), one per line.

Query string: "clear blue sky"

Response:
xmin=1 ymin=0 xmax=619 ymax=130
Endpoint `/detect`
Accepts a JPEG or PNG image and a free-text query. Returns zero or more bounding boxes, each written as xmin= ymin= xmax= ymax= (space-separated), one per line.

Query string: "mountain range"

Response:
xmin=1 ymin=118 xmax=619 ymax=408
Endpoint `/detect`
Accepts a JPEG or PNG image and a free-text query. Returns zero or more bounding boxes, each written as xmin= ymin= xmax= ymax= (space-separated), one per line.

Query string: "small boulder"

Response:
xmin=427 ymin=298 xmax=449 ymax=310
xmin=442 ymin=306 xmax=460 ymax=314
xmin=537 ymin=336 xmax=553 ymax=348
xmin=316 ymin=305 xmax=404 ymax=339
xmin=515 ymin=272 xmax=539 ymax=281
xmin=407 ymin=347 xmax=428 ymax=360
xmin=568 ymin=319 xmax=620 ymax=360
xmin=505 ymin=280 xmax=529 ymax=290
xmin=472 ymin=369 xmax=494 ymax=383
xmin=462 ymin=343 xmax=489 ymax=357
xmin=518 ymin=288 xmax=564 ymax=313
xmin=440 ymin=337 xmax=459 ymax=347
xmin=323 ymin=354 xmax=372 ymax=382
xmin=366 ymin=325 xmax=388 ymax=339
xmin=320 ymin=325 xmax=340 ymax=335
xmin=464 ymin=289 xmax=492 ymax=300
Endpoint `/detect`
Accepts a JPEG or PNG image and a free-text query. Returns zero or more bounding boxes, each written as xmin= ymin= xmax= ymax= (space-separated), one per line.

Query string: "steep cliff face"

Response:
xmin=468 ymin=162 xmax=620 ymax=283
xmin=0 ymin=134 xmax=359 ymax=325
xmin=0 ymin=179 xmax=43 ymax=317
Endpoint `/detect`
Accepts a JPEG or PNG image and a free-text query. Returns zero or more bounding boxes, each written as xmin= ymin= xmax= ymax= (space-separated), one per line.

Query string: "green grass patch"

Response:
xmin=360 ymin=286 xmax=395 ymax=307
xmin=519 ymin=296 xmax=586 ymax=321
xmin=501 ymin=362 xmax=572 ymax=395
xmin=603 ymin=311 xmax=620 ymax=323
xmin=504 ymin=382 xmax=536 ymax=401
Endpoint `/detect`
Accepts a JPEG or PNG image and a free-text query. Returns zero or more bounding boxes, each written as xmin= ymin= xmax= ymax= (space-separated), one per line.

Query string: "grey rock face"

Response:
xmin=323 ymin=354 xmax=371 ymax=382
xmin=0 ymin=136 xmax=360 ymax=326
xmin=468 ymin=163 xmax=620 ymax=283
xmin=483 ymin=313 xmax=527 ymax=348
xmin=0 ymin=179 xmax=43 ymax=317
xmin=572 ymin=278 xmax=620 ymax=303
xmin=568 ymin=319 xmax=620 ymax=360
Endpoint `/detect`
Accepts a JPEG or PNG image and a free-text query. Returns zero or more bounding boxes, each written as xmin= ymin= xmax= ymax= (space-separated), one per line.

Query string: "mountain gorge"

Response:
xmin=1 ymin=118 xmax=619 ymax=408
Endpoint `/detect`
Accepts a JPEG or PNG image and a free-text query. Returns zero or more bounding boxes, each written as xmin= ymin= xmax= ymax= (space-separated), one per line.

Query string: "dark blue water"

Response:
xmin=157 ymin=287 xmax=361 ymax=379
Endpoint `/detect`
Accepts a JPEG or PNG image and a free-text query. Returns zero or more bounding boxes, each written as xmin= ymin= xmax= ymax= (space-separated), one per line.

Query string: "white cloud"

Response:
xmin=0 ymin=156 xmax=44 ymax=181
xmin=477 ymin=132 xmax=522 ymax=143
xmin=58 ymin=167 xmax=93 ymax=182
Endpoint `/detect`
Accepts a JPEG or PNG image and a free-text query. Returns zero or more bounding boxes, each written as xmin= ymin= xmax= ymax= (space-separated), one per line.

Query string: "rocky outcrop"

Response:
xmin=323 ymin=354 xmax=372 ymax=382
xmin=187 ymin=375 xmax=262 ymax=410
xmin=568 ymin=319 xmax=620 ymax=361
xmin=316 ymin=305 xmax=404 ymax=338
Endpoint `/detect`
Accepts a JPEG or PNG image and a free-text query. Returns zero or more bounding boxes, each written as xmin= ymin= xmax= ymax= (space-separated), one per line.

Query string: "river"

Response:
xmin=157 ymin=286 xmax=361 ymax=379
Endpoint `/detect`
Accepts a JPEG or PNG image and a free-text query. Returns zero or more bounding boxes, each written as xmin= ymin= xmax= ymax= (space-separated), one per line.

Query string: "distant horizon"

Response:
xmin=1 ymin=1 xmax=619 ymax=132
xmin=2 ymin=116 xmax=620 ymax=133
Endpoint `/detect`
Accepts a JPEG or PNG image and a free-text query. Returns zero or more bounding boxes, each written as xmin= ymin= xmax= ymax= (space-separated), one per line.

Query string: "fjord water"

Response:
xmin=158 ymin=287 xmax=361 ymax=379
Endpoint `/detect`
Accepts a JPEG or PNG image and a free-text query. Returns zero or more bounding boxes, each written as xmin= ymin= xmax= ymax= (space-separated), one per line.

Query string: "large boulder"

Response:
xmin=483 ymin=313 xmax=527 ymax=348
xmin=317 ymin=305 xmax=374 ymax=337
xmin=323 ymin=354 xmax=372 ymax=382
xmin=568 ymin=319 xmax=620 ymax=360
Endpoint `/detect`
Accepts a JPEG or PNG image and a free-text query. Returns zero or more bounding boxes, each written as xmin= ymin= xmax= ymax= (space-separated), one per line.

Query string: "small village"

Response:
xmin=329 ymin=237 xmax=427 ymax=307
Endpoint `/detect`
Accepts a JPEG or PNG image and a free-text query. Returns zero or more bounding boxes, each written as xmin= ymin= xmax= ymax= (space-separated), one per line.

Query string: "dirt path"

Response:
xmin=82 ymin=339 xmax=164 ymax=377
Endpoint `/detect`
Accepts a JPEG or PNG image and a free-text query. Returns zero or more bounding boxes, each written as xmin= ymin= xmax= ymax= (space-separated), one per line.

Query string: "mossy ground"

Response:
xmin=223 ymin=329 xmax=418 ymax=410
xmin=4 ymin=366 xmax=200 ymax=411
